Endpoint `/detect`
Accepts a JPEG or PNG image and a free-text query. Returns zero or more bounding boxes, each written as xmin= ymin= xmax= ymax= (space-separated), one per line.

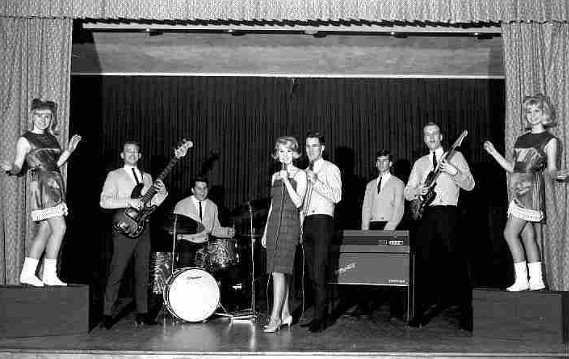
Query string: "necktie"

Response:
xmin=131 ymin=168 xmax=140 ymax=184
xmin=432 ymin=152 xmax=437 ymax=170
xmin=377 ymin=176 xmax=382 ymax=194
xmin=199 ymin=201 xmax=203 ymax=222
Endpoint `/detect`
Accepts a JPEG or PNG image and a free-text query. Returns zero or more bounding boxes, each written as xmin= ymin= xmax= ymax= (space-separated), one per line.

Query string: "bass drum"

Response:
xmin=163 ymin=267 xmax=220 ymax=322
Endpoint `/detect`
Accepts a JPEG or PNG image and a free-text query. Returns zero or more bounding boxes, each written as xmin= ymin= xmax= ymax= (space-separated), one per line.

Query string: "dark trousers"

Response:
xmin=369 ymin=221 xmax=388 ymax=230
xmin=104 ymin=226 xmax=150 ymax=316
xmin=303 ymin=214 xmax=335 ymax=322
xmin=414 ymin=206 xmax=470 ymax=315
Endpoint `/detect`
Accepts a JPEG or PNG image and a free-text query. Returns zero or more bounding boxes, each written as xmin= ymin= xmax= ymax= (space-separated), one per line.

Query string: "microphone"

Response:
xmin=281 ymin=162 xmax=287 ymax=185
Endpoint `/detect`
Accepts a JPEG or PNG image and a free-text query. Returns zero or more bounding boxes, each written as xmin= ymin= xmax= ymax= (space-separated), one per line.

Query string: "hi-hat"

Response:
xmin=229 ymin=199 xmax=269 ymax=221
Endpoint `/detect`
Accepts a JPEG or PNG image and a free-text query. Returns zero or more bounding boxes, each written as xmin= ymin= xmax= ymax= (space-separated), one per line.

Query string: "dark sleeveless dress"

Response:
xmin=265 ymin=176 xmax=300 ymax=274
xmin=22 ymin=132 xmax=67 ymax=221
xmin=508 ymin=131 xmax=554 ymax=223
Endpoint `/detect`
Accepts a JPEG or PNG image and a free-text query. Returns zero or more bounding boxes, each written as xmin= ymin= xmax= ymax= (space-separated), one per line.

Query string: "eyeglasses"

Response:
xmin=123 ymin=150 xmax=140 ymax=154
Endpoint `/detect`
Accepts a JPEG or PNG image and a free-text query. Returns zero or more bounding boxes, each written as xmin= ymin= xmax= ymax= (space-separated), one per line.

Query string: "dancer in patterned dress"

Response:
xmin=484 ymin=94 xmax=568 ymax=291
xmin=1 ymin=98 xmax=81 ymax=286
xmin=261 ymin=136 xmax=307 ymax=333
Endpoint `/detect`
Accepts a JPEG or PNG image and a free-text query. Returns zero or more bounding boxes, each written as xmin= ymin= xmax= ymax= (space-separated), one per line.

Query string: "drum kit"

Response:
xmin=151 ymin=201 xmax=266 ymax=323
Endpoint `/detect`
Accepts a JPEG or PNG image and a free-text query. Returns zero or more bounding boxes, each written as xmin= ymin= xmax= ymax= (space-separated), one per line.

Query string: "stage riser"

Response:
xmin=473 ymin=288 xmax=568 ymax=344
xmin=0 ymin=284 xmax=89 ymax=338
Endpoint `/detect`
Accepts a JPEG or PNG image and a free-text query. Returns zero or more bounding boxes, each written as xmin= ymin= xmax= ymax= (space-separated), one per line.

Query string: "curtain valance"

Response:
xmin=1 ymin=0 xmax=567 ymax=23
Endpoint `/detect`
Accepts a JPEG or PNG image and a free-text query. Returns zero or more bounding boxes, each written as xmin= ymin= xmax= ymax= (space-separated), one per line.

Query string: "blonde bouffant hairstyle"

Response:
xmin=523 ymin=93 xmax=556 ymax=128
xmin=271 ymin=136 xmax=302 ymax=160
xmin=29 ymin=98 xmax=59 ymax=135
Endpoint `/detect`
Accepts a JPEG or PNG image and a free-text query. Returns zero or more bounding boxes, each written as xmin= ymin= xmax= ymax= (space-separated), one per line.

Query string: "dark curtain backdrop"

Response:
xmin=64 ymin=76 xmax=509 ymax=312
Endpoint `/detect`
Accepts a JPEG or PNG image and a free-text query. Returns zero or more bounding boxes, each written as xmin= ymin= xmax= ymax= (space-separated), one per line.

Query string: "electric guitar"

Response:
xmin=410 ymin=130 xmax=468 ymax=220
xmin=113 ymin=139 xmax=193 ymax=238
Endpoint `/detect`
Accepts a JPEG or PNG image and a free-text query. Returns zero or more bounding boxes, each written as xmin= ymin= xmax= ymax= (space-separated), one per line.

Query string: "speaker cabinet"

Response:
xmin=473 ymin=287 xmax=568 ymax=344
xmin=0 ymin=284 xmax=89 ymax=338
xmin=332 ymin=252 xmax=411 ymax=286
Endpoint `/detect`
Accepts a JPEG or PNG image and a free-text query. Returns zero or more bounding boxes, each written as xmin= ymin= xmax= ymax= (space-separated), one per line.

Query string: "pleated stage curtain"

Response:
xmin=66 ymin=75 xmax=509 ymax=287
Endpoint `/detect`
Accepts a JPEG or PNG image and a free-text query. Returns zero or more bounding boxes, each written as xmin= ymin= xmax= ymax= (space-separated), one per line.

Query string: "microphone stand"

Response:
xmin=227 ymin=201 xmax=258 ymax=321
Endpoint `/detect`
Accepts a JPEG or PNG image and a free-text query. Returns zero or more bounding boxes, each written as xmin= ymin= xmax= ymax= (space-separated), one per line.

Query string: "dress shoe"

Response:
xmin=281 ymin=314 xmax=293 ymax=328
xmin=100 ymin=315 xmax=114 ymax=330
xmin=308 ymin=320 xmax=327 ymax=333
xmin=135 ymin=313 xmax=157 ymax=326
xmin=263 ymin=318 xmax=282 ymax=333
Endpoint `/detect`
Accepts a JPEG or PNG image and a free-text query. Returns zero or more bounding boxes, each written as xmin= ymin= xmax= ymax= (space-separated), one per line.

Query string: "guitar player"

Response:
xmin=404 ymin=122 xmax=474 ymax=331
xmin=99 ymin=140 xmax=168 ymax=329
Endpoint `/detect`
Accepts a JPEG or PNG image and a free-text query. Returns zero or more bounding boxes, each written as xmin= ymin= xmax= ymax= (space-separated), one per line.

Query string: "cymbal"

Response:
xmin=161 ymin=213 xmax=205 ymax=234
xmin=229 ymin=199 xmax=270 ymax=221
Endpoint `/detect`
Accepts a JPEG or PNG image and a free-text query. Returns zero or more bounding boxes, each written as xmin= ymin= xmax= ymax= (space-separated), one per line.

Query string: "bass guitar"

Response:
xmin=410 ymin=130 xmax=468 ymax=220
xmin=113 ymin=139 xmax=193 ymax=238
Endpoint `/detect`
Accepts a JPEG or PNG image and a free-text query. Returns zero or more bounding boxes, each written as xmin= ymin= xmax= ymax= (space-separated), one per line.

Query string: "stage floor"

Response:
xmin=0 ymin=300 xmax=566 ymax=359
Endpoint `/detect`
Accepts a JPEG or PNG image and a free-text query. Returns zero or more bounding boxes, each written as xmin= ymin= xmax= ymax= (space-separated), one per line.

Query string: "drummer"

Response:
xmin=173 ymin=177 xmax=235 ymax=268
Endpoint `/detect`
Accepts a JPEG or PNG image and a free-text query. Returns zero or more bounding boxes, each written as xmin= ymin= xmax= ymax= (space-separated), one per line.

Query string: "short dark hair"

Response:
xmin=305 ymin=131 xmax=326 ymax=146
xmin=191 ymin=176 xmax=209 ymax=188
xmin=375 ymin=149 xmax=393 ymax=162
xmin=122 ymin=140 xmax=141 ymax=153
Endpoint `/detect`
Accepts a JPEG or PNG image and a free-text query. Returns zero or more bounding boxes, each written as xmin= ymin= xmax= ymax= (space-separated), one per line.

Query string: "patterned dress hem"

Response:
xmin=508 ymin=201 xmax=543 ymax=222
xmin=31 ymin=203 xmax=68 ymax=221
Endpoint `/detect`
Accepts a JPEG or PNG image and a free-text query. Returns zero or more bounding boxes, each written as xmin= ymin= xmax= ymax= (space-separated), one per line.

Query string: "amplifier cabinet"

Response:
xmin=330 ymin=230 xmax=411 ymax=286
xmin=329 ymin=230 xmax=414 ymax=321
xmin=332 ymin=250 xmax=411 ymax=286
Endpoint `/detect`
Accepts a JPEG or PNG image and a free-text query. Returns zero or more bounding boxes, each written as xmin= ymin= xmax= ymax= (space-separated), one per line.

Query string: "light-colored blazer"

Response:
xmin=174 ymin=195 xmax=230 ymax=243
xmin=361 ymin=174 xmax=405 ymax=230
xmin=100 ymin=167 xmax=167 ymax=209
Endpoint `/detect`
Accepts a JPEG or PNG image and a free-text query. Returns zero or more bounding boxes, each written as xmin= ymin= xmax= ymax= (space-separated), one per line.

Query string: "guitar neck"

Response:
xmin=140 ymin=157 xmax=179 ymax=204
xmin=426 ymin=145 xmax=461 ymax=187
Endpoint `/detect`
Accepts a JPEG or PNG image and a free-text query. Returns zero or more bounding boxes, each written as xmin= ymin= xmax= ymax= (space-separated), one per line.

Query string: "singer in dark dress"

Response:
xmin=265 ymin=176 xmax=300 ymax=274
xmin=261 ymin=136 xmax=307 ymax=333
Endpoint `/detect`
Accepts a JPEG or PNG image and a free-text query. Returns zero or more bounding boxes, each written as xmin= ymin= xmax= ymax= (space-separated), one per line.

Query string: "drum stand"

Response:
xmin=154 ymin=215 xmax=180 ymax=321
xmin=217 ymin=202 xmax=258 ymax=321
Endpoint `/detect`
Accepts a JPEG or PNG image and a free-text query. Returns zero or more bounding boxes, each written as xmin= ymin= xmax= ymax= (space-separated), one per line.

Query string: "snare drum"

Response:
xmin=207 ymin=238 xmax=239 ymax=270
xmin=163 ymin=267 xmax=220 ymax=322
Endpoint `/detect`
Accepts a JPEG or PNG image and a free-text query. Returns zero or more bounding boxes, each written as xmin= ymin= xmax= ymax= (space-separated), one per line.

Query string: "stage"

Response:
xmin=0 ymin=297 xmax=566 ymax=359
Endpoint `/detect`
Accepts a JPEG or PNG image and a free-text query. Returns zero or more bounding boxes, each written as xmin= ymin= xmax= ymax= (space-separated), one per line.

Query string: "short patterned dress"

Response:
xmin=265 ymin=174 xmax=300 ymax=274
xmin=508 ymin=131 xmax=554 ymax=223
xmin=22 ymin=132 xmax=68 ymax=221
